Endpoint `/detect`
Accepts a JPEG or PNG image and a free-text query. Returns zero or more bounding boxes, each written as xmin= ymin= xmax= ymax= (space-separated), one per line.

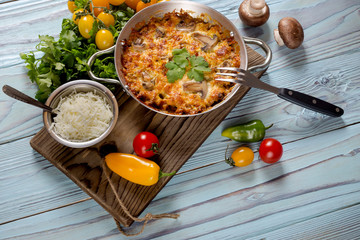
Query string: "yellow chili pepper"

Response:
xmin=104 ymin=153 xmax=176 ymax=186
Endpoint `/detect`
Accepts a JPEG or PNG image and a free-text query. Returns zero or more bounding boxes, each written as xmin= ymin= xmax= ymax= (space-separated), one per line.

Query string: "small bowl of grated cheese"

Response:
xmin=43 ymin=80 xmax=118 ymax=148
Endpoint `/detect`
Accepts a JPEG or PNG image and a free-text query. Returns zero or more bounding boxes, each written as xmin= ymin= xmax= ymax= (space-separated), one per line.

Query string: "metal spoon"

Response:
xmin=2 ymin=85 xmax=54 ymax=114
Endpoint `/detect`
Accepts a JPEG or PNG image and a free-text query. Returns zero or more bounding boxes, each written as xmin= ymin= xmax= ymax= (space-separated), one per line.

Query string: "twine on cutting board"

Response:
xmin=101 ymin=160 xmax=180 ymax=236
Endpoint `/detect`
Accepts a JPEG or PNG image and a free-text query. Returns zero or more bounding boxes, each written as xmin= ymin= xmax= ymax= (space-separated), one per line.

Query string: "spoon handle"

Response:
xmin=2 ymin=85 xmax=53 ymax=113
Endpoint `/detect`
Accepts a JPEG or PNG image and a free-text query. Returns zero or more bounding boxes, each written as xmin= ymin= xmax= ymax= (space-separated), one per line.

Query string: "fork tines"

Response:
xmin=215 ymin=67 xmax=246 ymax=82
xmin=216 ymin=67 xmax=243 ymax=72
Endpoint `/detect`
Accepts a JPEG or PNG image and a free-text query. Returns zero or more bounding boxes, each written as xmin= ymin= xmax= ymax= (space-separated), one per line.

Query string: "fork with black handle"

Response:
xmin=216 ymin=67 xmax=344 ymax=117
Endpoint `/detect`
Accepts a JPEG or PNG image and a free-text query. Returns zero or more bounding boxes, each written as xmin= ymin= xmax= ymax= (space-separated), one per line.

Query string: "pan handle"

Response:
xmin=243 ymin=37 xmax=272 ymax=73
xmin=87 ymin=46 xmax=122 ymax=85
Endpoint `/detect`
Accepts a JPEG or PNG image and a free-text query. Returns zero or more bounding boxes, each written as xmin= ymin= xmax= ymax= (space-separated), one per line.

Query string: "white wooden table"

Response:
xmin=1 ymin=0 xmax=360 ymax=239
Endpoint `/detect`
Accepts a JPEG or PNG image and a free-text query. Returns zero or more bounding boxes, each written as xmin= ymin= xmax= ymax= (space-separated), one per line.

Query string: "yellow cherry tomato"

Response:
xmin=125 ymin=0 xmax=141 ymax=10
xmin=67 ymin=0 xmax=76 ymax=13
xmin=97 ymin=12 xmax=115 ymax=27
xmin=108 ymin=0 xmax=126 ymax=5
xmin=72 ymin=8 xmax=87 ymax=24
xmin=95 ymin=29 xmax=114 ymax=50
xmin=136 ymin=0 xmax=157 ymax=12
xmin=90 ymin=0 xmax=110 ymax=17
xmin=78 ymin=15 xmax=95 ymax=39
xmin=225 ymin=146 xmax=254 ymax=167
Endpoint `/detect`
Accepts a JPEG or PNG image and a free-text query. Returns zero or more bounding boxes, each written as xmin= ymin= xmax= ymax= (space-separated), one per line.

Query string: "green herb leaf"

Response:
xmin=165 ymin=48 xmax=211 ymax=83
xmin=193 ymin=65 xmax=212 ymax=72
xmin=189 ymin=55 xmax=209 ymax=68
xmin=173 ymin=55 xmax=189 ymax=68
xmin=74 ymin=0 xmax=88 ymax=8
xmin=187 ymin=68 xmax=204 ymax=82
xmin=166 ymin=68 xmax=186 ymax=83
xmin=187 ymin=55 xmax=211 ymax=81
xmin=20 ymin=52 xmax=38 ymax=83
xmin=172 ymin=48 xmax=190 ymax=57
xmin=165 ymin=61 xmax=178 ymax=70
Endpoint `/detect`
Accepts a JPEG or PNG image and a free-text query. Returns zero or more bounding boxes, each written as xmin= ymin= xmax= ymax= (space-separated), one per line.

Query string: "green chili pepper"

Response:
xmin=221 ymin=120 xmax=273 ymax=143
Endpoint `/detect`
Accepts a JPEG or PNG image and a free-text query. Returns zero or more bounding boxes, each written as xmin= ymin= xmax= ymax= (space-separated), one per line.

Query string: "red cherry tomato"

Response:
xmin=133 ymin=132 xmax=160 ymax=158
xmin=259 ymin=138 xmax=283 ymax=164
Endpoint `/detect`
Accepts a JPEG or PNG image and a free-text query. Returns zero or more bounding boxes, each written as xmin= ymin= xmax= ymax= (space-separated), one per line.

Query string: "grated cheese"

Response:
xmin=50 ymin=90 xmax=113 ymax=142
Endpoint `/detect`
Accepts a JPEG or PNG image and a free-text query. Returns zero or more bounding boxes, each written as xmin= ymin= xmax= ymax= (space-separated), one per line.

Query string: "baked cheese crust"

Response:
xmin=121 ymin=10 xmax=241 ymax=115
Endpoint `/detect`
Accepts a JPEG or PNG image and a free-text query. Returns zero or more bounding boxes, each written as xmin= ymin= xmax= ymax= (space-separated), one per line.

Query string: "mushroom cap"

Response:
xmin=278 ymin=17 xmax=304 ymax=49
xmin=183 ymin=81 xmax=208 ymax=99
xmin=133 ymin=38 xmax=146 ymax=51
xmin=176 ymin=21 xmax=196 ymax=32
xmin=192 ymin=32 xmax=218 ymax=52
xmin=238 ymin=0 xmax=270 ymax=27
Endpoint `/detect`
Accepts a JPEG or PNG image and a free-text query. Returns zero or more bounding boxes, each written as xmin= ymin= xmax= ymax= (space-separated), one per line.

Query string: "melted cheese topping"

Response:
xmin=121 ymin=10 xmax=241 ymax=115
xmin=50 ymin=91 xmax=113 ymax=142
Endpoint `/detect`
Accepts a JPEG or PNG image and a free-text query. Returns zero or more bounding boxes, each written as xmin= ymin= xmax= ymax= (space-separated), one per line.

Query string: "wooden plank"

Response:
xmin=1 ymin=0 xmax=358 ymax=143
xmin=1 ymin=0 xmax=360 ymax=238
xmin=1 ymin=34 xmax=360 ymax=225
xmin=0 ymin=137 xmax=89 ymax=224
xmin=0 ymin=0 xmax=359 ymax=225
xmin=29 ymin=45 xmax=265 ymax=227
xmin=247 ymin=204 xmax=360 ymax=240
xmin=1 ymin=122 xmax=360 ymax=239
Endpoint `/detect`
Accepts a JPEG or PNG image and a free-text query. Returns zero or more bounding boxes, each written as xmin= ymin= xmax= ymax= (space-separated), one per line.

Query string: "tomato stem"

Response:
xmin=224 ymin=145 xmax=235 ymax=167
xmin=146 ymin=143 xmax=159 ymax=154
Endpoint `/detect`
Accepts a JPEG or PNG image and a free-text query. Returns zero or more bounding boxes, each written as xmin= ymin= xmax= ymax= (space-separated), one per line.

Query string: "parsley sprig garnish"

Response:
xmin=165 ymin=48 xmax=211 ymax=83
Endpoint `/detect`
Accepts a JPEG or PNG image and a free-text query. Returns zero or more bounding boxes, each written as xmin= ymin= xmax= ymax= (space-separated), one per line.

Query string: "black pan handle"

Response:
xmin=278 ymin=88 xmax=344 ymax=117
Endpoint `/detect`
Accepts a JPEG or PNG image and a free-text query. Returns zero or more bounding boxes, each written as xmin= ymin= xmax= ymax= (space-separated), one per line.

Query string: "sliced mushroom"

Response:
xmin=176 ymin=20 xmax=196 ymax=32
xmin=155 ymin=26 xmax=166 ymax=38
xmin=133 ymin=38 xmax=146 ymax=51
xmin=183 ymin=81 xmax=208 ymax=99
xmin=192 ymin=32 xmax=218 ymax=52
xmin=141 ymin=71 xmax=155 ymax=90
xmin=238 ymin=0 xmax=270 ymax=27
xmin=142 ymin=81 xmax=154 ymax=90
xmin=219 ymin=60 xmax=232 ymax=73
xmin=274 ymin=17 xmax=304 ymax=49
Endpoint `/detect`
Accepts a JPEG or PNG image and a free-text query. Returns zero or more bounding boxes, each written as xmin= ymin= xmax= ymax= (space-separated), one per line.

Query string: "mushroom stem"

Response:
xmin=273 ymin=29 xmax=284 ymax=46
xmin=248 ymin=0 xmax=266 ymax=16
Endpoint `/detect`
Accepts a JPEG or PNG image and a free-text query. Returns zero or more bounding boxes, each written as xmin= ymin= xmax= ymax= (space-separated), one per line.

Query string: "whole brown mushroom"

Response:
xmin=238 ymin=0 xmax=270 ymax=27
xmin=274 ymin=17 xmax=304 ymax=49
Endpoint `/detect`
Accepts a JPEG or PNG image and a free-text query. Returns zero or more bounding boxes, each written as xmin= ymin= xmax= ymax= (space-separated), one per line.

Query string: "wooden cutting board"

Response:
xmin=30 ymin=45 xmax=266 ymax=227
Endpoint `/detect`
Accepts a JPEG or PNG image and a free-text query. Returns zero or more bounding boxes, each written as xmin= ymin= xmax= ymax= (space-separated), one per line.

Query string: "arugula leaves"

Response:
xmin=20 ymin=4 xmax=134 ymax=103
xmin=165 ymin=48 xmax=211 ymax=83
